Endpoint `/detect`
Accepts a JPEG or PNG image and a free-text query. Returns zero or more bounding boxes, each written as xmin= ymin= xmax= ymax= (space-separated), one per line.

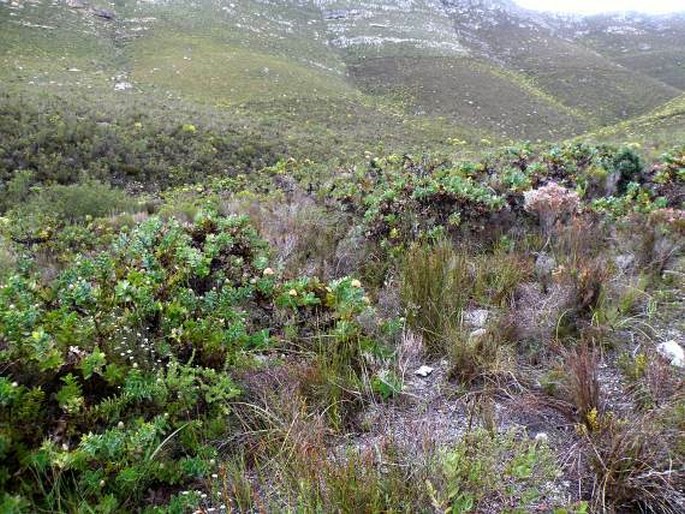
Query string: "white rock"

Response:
xmin=114 ymin=81 xmax=133 ymax=91
xmin=469 ymin=328 xmax=487 ymax=340
xmin=657 ymin=340 xmax=685 ymax=368
xmin=534 ymin=432 xmax=548 ymax=442
xmin=615 ymin=254 xmax=635 ymax=272
xmin=414 ymin=365 xmax=434 ymax=378
xmin=464 ymin=309 xmax=489 ymax=328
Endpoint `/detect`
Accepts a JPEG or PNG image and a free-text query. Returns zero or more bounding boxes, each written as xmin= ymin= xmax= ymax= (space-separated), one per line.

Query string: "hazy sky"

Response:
xmin=515 ymin=0 xmax=684 ymax=15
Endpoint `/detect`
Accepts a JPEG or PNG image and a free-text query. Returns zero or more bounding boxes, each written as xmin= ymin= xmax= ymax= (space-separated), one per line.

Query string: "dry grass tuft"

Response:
xmin=511 ymin=281 xmax=575 ymax=350
xmin=400 ymin=241 xmax=472 ymax=356
xmin=564 ymin=342 xmax=603 ymax=430
xmin=585 ymin=411 xmax=685 ymax=514
xmin=221 ymin=191 xmax=349 ymax=278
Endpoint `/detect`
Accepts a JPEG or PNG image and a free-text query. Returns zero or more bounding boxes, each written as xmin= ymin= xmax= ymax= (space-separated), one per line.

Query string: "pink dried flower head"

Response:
xmin=524 ymin=182 xmax=580 ymax=215
xmin=524 ymin=182 xmax=580 ymax=233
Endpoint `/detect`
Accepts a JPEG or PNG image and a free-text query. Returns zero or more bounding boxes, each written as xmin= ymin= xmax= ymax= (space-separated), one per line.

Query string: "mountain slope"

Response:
xmin=561 ymin=12 xmax=685 ymax=90
xmin=440 ymin=1 xmax=682 ymax=124
xmin=1 ymin=0 xmax=684 ymax=155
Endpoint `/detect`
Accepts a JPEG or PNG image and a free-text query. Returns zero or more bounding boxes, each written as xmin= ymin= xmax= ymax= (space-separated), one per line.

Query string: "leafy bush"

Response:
xmin=11 ymin=180 xmax=140 ymax=230
xmin=0 ymin=211 xmax=383 ymax=511
xmin=428 ymin=428 xmax=564 ymax=513
xmin=612 ymin=147 xmax=643 ymax=195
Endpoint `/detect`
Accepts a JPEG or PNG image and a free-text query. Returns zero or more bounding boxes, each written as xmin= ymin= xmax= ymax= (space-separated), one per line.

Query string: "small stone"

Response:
xmin=657 ymin=340 xmax=685 ymax=368
xmin=114 ymin=81 xmax=132 ymax=91
xmin=469 ymin=328 xmax=487 ymax=340
xmin=615 ymin=254 xmax=635 ymax=272
xmin=464 ymin=309 xmax=489 ymax=328
xmin=414 ymin=365 xmax=434 ymax=378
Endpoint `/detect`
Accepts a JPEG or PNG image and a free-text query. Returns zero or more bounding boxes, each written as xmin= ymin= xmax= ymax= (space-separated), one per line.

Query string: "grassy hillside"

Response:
xmin=3 ymin=0 xmax=685 ymax=158
xmin=586 ymin=92 xmax=685 ymax=153
xmin=348 ymin=55 xmax=589 ymax=140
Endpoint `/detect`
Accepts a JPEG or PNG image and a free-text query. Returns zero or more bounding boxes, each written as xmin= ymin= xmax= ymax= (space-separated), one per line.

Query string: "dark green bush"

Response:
xmin=612 ymin=147 xmax=643 ymax=194
xmin=0 ymin=211 xmax=378 ymax=511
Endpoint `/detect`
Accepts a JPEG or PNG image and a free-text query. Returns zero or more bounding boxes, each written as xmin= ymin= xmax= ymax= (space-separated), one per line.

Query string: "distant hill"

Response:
xmin=1 ymin=0 xmax=684 ymax=155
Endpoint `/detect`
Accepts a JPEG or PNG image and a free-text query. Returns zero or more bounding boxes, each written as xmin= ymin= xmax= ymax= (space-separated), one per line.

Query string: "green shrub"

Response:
xmin=26 ymin=180 xmax=137 ymax=221
xmin=0 ymin=208 xmax=392 ymax=510
xmin=611 ymin=147 xmax=643 ymax=194
xmin=0 ymin=169 xmax=34 ymax=213
xmin=0 ymin=93 xmax=279 ymax=192
xmin=428 ymin=428 xmax=563 ymax=513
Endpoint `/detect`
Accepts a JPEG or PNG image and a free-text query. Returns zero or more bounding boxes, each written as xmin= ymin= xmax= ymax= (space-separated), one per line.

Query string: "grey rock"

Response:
xmin=92 ymin=7 xmax=115 ymax=20
xmin=615 ymin=253 xmax=635 ymax=272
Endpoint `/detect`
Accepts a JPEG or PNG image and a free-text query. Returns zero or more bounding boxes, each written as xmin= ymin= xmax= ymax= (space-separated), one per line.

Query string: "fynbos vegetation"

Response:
xmin=1 ymin=0 xmax=684 ymax=512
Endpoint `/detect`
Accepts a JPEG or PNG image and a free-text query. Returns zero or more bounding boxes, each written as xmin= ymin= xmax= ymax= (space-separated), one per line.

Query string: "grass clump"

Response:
xmin=400 ymin=241 xmax=471 ymax=355
xmin=584 ymin=411 xmax=685 ymax=513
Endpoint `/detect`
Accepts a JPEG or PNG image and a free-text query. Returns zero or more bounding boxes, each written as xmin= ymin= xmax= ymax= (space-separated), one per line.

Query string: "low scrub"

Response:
xmin=0 ymin=212 xmax=382 ymax=511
